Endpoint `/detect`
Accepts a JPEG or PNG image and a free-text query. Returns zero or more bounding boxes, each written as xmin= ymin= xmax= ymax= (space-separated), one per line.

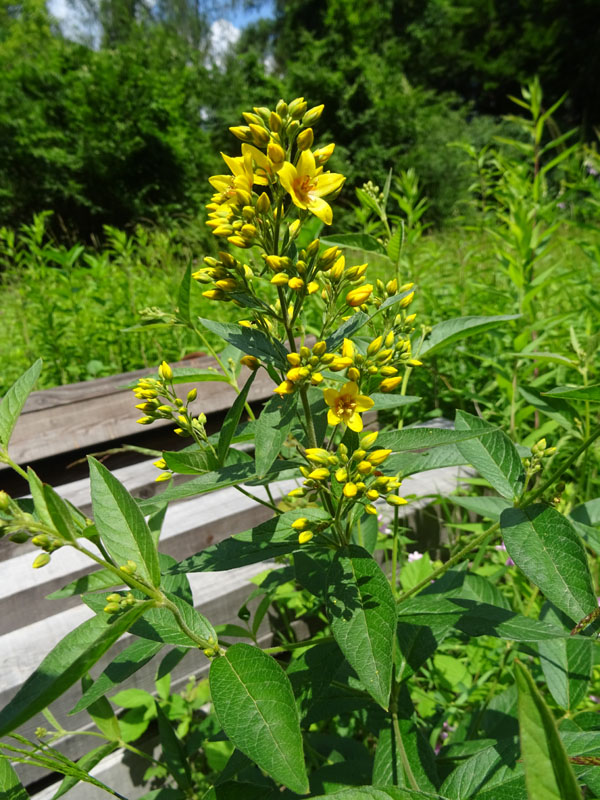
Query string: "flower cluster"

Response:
xmin=133 ymin=361 xmax=208 ymax=481
xmin=288 ymin=431 xmax=406 ymax=543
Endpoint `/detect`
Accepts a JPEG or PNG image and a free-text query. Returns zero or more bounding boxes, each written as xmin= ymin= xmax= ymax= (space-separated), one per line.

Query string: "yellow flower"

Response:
xmin=323 ymin=382 xmax=375 ymax=432
xmin=208 ymin=150 xmax=254 ymax=200
xmin=380 ymin=376 xmax=403 ymax=392
xmin=346 ymin=284 xmax=373 ymax=307
xmin=278 ymin=150 xmax=345 ymax=225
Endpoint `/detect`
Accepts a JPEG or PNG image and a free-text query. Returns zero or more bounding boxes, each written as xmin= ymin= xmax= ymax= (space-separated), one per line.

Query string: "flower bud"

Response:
xmin=291 ymin=517 xmax=308 ymax=530
xmin=158 ymin=361 xmax=173 ymax=381
xmin=289 ymin=219 xmax=301 ymax=238
xmin=296 ymin=128 xmax=314 ymax=151
xmin=267 ymin=142 xmax=285 ymax=163
xmin=298 ymin=530 xmax=314 ymax=544
xmin=387 ymin=494 xmax=408 ymax=507
xmin=288 ymin=277 xmax=304 ymax=290
xmin=361 ymin=431 xmax=378 ymax=449
xmin=288 ymin=97 xmax=307 ymax=118
xmin=0 ymin=491 xmax=10 ymax=511
xmin=249 ymin=124 xmax=270 ymax=146
xmin=303 ymin=104 xmax=324 ymax=126
xmin=271 ymin=273 xmax=289 ymax=286
xmin=187 ymin=388 xmax=198 ymax=403
xmin=346 ymin=284 xmax=373 ymax=307
xmin=241 ymin=355 xmax=260 ymax=370
xmin=229 ymin=125 xmax=253 ymax=142
xmin=343 ymin=482 xmax=358 ymax=498
xmin=367 ymin=449 xmax=392 ymax=465
xmin=400 ymin=291 xmax=415 ymax=308
xmin=380 ymin=376 xmax=403 ymax=392
xmin=308 ymin=468 xmax=330 ymax=481
xmin=269 ymin=111 xmax=282 ymax=131
xmin=275 ymin=99 xmax=288 ymax=117
xmin=32 ymin=552 xmax=51 ymax=569
xmin=256 ymin=192 xmax=271 ymax=213
xmin=313 ymin=143 xmax=335 ymax=166
xmin=367 ymin=336 xmax=383 ymax=356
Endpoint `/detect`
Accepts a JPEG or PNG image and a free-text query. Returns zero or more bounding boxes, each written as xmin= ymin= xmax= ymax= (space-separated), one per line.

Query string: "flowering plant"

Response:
xmin=1 ymin=98 xmax=600 ymax=800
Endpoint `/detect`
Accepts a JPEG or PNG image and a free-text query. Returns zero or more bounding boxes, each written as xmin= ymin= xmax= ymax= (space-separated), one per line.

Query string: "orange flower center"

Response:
xmin=294 ymin=174 xmax=316 ymax=203
xmin=335 ymin=396 xmax=356 ymax=419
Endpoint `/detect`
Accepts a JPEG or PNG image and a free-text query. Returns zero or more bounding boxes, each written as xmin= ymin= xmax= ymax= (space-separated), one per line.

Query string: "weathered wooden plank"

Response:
xmin=5 ymin=364 xmax=274 ymax=466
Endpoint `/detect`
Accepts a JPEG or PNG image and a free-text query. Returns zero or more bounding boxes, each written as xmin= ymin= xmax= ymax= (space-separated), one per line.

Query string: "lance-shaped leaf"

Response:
xmin=377 ymin=425 xmax=495 ymax=453
xmin=0 ymin=758 xmax=29 ymax=800
xmin=171 ymin=509 xmax=330 ymax=573
xmin=254 ymin=393 xmax=296 ymax=477
xmin=326 ymin=546 xmax=396 ymax=709
xmin=501 ymin=505 xmax=596 ymax=622
xmin=0 ymin=601 xmax=152 ymax=737
xmin=198 ymin=318 xmax=288 ymax=367
xmin=455 ymin=410 xmax=524 ymax=500
xmin=0 ymin=358 xmax=42 ymax=448
xmin=515 ymin=659 xmax=583 ymax=799
xmin=71 ymin=639 xmax=163 ymax=713
xmin=217 ymin=370 xmax=256 ymax=466
xmin=543 ymin=384 xmax=600 ymax=403
xmin=48 ymin=568 xmax=123 ymax=599
xmin=439 ymin=737 xmax=521 ymax=799
xmin=538 ymin=603 xmax=593 ymax=711
xmin=210 ymin=643 xmax=309 ymax=794
xmin=518 ymin=386 xmax=578 ymax=432
xmin=385 ymin=444 xmax=468 ymax=477
xmin=130 ymin=591 xmax=216 ymax=648
xmin=176 ymin=261 xmax=192 ymax=324
xmin=121 ymin=367 xmax=230 ymax=388
xmin=81 ymin=673 xmax=120 ymax=740
xmin=50 ymin=742 xmax=118 ymax=800
xmin=310 ymin=788 xmax=444 ymax=799
xmin=156 ymin=704 xmax=192 ymax=790
xmin=325 ymin=311 xmax=369 ymax=351
xmin=89 ymin=457 xmax=160 ymax=587
xmin=418 ymin=314 xmax=520 ymax=358
xmin=137 ymin=460 xmax=296 ymax=512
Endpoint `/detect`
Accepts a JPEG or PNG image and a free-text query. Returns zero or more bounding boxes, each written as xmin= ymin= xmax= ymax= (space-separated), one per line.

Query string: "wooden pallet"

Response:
xmin=1 ymin=359 xmax=464 ymax=797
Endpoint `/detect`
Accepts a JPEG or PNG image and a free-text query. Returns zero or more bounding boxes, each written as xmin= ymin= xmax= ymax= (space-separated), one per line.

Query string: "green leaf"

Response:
xmin=27 ymin=468 xmax=53 ymax=528
xmin=254 ymin=394 xmax=296 ymax=477
xmin=0 ymin=602 xmax=152 ymax=737
xmin=450 ymin=495 xmax=511 ymax=521
xmin=155 ymin=704 xmax=192 ymax=790
xmin=501 ymin=505 xmax=597 ymax=622
xmin=515 ymin=659 xmax=583 ymax=799
xmin=310 ymin=787 xmax=444 ymax=799
xmin=217 ymin=370 xmax=256 ymax=466
xmin=50 ymin=743 xmax=118 ymax=800
xmin=177 ymin=262 xmax=192 ymax=324
xmin=542 ymin=384 xmax=600 ymax=403
xmin=387 ymin=227 xmax=402 ymax=265
xmin=397 ymin=595 xmax=571 ymax=642
xmin=89 ymin=457 xmax=161 ymax=586
xmin=171 ymin=509 xmax=330 ymax=573
xmin=385 ymin=444 xmax=468 ymax=476
xmin=320 ymin=232 xmax=387 ymax=255
xmin=326 ymin=546 xmax=396 ymax=709
xmin=43 ymin=485 xmax=80 ymax=543
xmin=0 ymin=359 xmax=42 ymax=448
xmin=377 ymin=424 xmax=496 ymax=453
xmin=367 ymin=393 xmax=421 ymax=410
xmin=209 ymin=643 xmax=309 ymax=794
xmin=455 ymin=410 xmax=524 ymax=500
xmin=71 ymin=639 xmax=163 ymax=713
xmin=198 ymin=318 xmax=288 ymax=367
xmin=325 ymin=312 xmax=369 ymax=352
xmin=373 ymin=709 xmax=438 ymax=791
xmin=518 ymin=386 xmax=578 ymax=431
xmin=138 ymin=460 xmax=295 ymax=512
xmin=439 ymin=737 xmax=521 ymax=799
xmin=377 ymin=288 xmax=415 ymax=314
xmin=130 ymin=591 xmax=216 ymax=648
xmin=0 ymin=758 xmax=29 ymax=800
xmin=419 ymin=315 xmax=520 ymax=358
xmin=47 ymin=569 xmax=122 ymax=599
xmin=81 ymin=674 xmax=121 ymax=740
xmin=538 ymin=603 xmax=593 ymax=711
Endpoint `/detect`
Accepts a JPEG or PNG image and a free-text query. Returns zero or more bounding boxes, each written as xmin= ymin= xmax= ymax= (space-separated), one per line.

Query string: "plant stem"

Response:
xmin=233 ymin=484 xmax=281 ymax=514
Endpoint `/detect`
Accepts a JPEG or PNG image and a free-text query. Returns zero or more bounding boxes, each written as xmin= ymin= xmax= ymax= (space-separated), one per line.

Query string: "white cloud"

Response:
xmin=208 ymin=18 xmax=240 ymax=66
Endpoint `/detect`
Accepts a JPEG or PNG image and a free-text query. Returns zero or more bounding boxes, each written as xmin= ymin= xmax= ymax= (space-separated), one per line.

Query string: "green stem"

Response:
xmin=2 ymin=453 xmax=28 ymax=480
xmin=390 ymin=683 xmax=420 ymax=791
xmin=233 ymin=484 xmax=281 ymax=514
xmin=299 ymin=387 xmax=318 ymax=449
xmin=162 ymin=597 xmax=212 ymax=650
xmin=396 ymin=522 xmax=500 ymax=603
xmin=263 ymin=635 xmax=334 ymax=655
